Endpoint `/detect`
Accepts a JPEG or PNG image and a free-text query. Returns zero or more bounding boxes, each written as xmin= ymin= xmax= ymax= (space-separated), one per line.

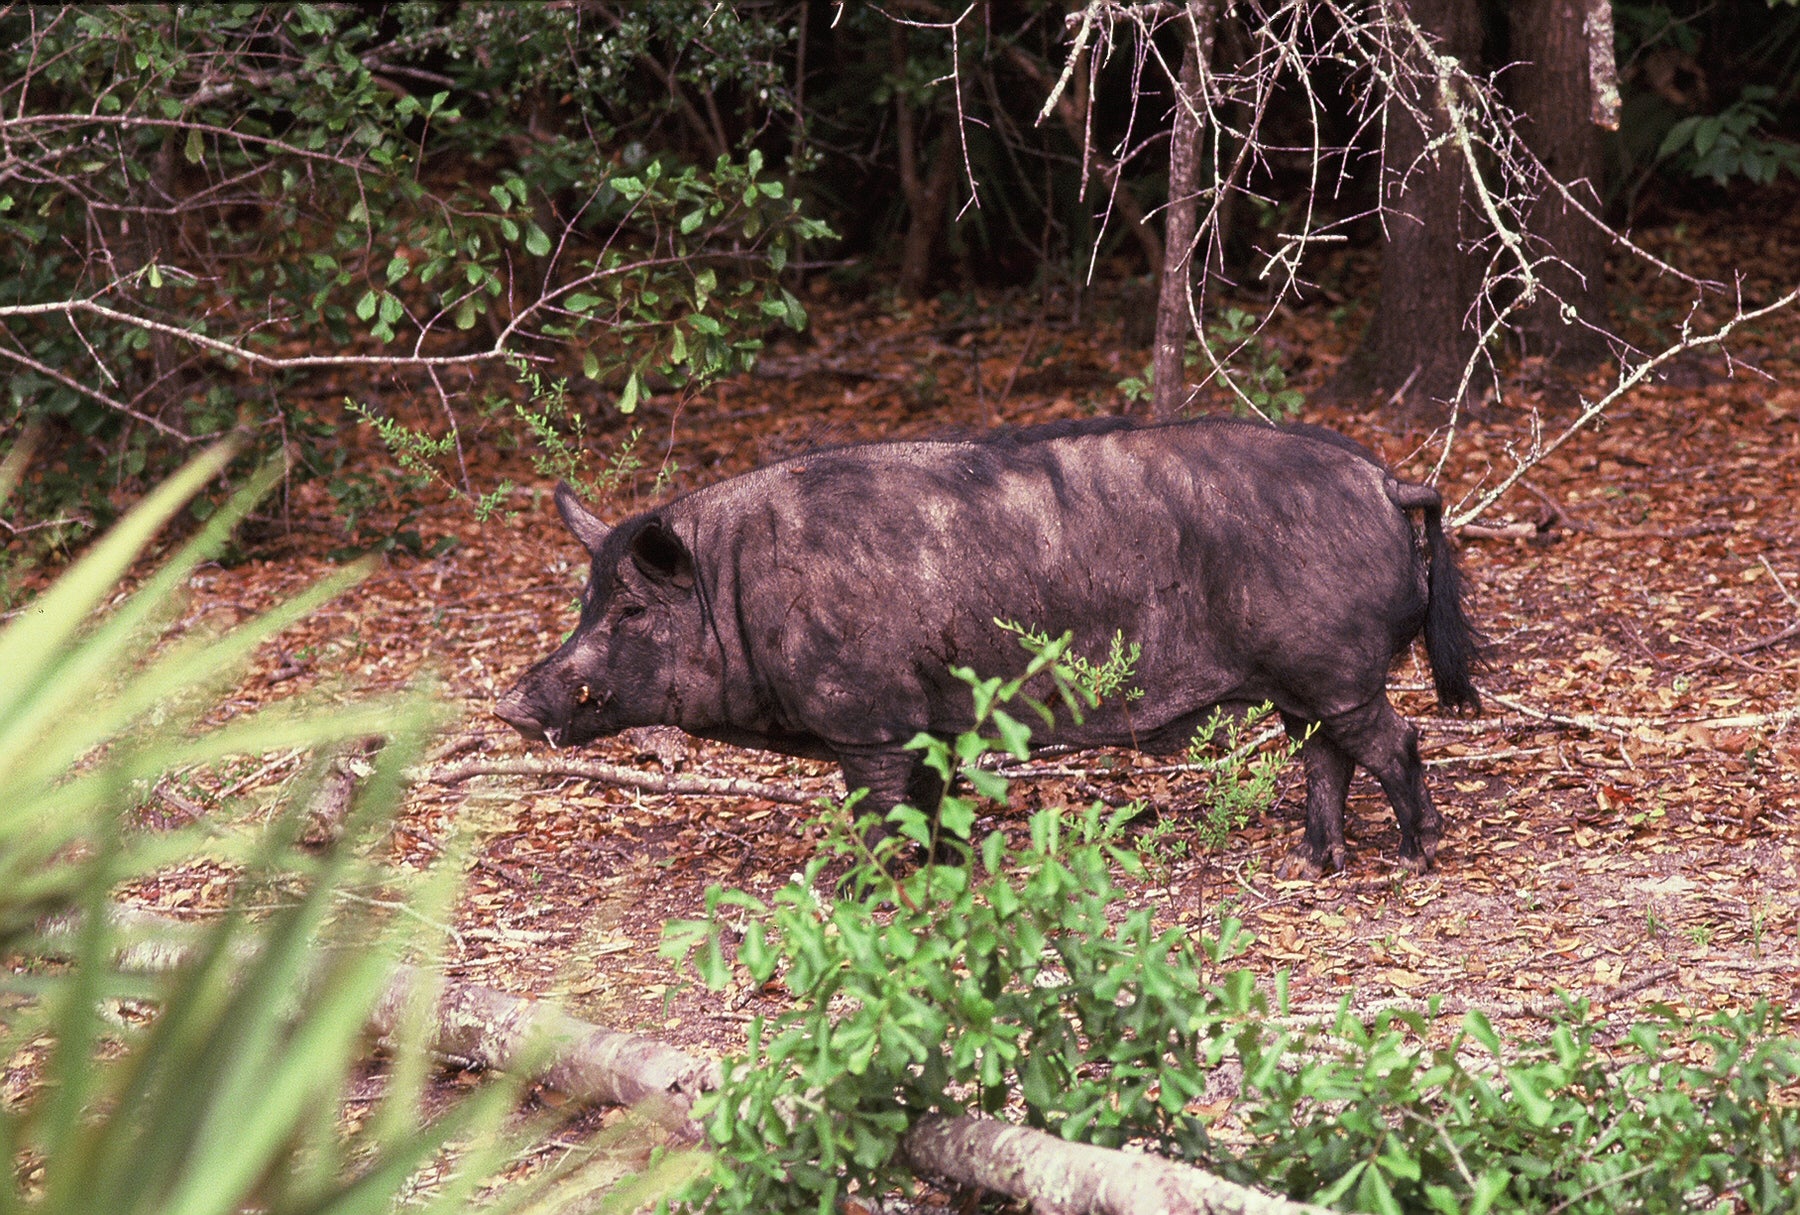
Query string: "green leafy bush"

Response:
xmin=1217 ymin=998 xmax=1799 ymax=1214
xmin=1656 ymin=86 xmax=1800 ymax=186
xmin=0 ymin=4 xmax=827 ymax=538
xmin=661 ymin=639 xmax=1275 ymax=1213
xmin=1183 ymin=701 xmax=1298 ymax=850
xmin=666 ymin=650 xmax=1798 ymax=1214
xmin=667 ymin=805 xmax=1257 ymax=1215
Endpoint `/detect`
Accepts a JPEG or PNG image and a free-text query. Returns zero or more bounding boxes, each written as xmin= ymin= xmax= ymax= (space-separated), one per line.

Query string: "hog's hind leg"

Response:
xmin=837 ymin=748 xmax=947 ymax=850
xmin=1278 ymin=716 xmax=1353 ymax=878
xmin=1320 ymin=697 xmax=1443 ymax=871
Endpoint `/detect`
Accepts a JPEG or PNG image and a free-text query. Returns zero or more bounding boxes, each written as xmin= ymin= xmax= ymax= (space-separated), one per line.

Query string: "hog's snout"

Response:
xmin=493 ymin=692 xmax=549 ymax=742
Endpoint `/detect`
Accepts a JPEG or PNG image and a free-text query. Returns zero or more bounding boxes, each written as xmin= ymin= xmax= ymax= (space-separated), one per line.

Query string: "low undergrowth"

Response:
xmin=667 ymin=641 xmax=1800 ymax=1215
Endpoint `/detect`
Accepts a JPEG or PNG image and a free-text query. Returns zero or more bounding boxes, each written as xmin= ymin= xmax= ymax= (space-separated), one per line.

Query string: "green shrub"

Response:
xmin=0 ymin=4 xmax=827 ymax=540
xmin=1219 ymin=998 xmax=1799 ymax=1214
xmin=1118 ymin=306 xmax=1304 ymax=421
xmin=666 ymin=650 xmax=1798 ymax=1214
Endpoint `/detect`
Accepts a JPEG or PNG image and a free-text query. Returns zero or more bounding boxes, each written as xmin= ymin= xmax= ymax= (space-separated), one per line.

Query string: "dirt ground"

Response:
xmin=123 ymin=201 xmax=1799 ymax=1086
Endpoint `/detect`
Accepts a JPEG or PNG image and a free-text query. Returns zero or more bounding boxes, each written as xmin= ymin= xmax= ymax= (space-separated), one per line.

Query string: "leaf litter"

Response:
xmin=90 ymin=197 xmax=1799 ymax=1079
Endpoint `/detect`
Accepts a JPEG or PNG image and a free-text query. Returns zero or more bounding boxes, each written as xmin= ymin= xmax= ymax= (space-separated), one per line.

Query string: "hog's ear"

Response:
xmin=554 ymin=481 xmax=611 ymax=555
xmin=628 ymin=519 xmax=695 ymax=590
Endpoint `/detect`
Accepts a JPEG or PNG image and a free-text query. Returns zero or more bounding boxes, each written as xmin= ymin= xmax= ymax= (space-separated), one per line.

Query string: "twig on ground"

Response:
xmin=1423 ymin=746 xmax=1550 ymax=765
xmin=154 ymin=780 xmax=208 ymax=824
xmin=1457 ymin=515 xmax=1733 ymax=543
xmin=993 ymin=315 xmax=1042 ymax=412
xmin=1675 ymin=614 xmax=1800 ymax=675
xmin=1459 ymin=521 xmax=1547 ymax=542
xmin=1484 ymin=692 xmax=1800 ymax=737
xmin=213 ymin=749 xmax=305 ymax=802
xmin=1676 ymin=632 xmax=1784 ymax=677
xmin=1762 ymin=554 xmax=1800 ymax=611
xmin=417 ymin=756 xmax=816 ymax=805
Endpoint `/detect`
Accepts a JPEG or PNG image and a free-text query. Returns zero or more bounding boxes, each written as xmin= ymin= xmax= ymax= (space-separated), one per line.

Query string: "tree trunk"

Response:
xmin=1344 ymin=0 xmax=1484 ymax=417
xmin=897 ymin=130 xmax=961 ymax=299
xmin=1150 ymin=1 xmax=1220 ymax=419
xmin=1508 ymin=0 xmax=1612 ymax=367
xmin=894 ymin=23 xmax=961 ymax=299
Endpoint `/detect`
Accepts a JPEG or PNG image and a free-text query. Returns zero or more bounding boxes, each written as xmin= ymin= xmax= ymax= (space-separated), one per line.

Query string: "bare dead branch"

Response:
xmin=417 ymin=755 xmax=817 ymax=805
xmin=1675 ymin=621 xmax=1800 ymax=675
xmin=0 ymin=338 xmax=194 ymax=439
xmin=0 ymin=245 xmax=713 ymax=383
xmin=1449 ymin=283 xmax=1800 ymax=527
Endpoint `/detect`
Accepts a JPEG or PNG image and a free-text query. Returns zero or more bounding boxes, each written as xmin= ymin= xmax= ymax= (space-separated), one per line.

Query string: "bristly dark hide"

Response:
xmin=495 ymin=417 xmax=1483 ymax=875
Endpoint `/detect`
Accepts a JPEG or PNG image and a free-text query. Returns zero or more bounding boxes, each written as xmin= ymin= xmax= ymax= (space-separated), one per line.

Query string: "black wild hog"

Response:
xmin=495 ymin=418 xmax=1482 ymax=874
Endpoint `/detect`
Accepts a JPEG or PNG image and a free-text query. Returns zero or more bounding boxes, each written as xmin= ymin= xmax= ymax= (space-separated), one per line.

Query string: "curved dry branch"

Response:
xmin=417 ymin=755 xmax=817 ymax=806
xmin=0 ymin=244 xmax=708 ymax=390
xmin=1447 ymin=282 xmax=1800 ymax=528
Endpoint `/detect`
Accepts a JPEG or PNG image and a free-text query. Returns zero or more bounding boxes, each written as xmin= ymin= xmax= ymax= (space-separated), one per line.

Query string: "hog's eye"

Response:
xmin=615 ymin=603 xmax=646 ymax=626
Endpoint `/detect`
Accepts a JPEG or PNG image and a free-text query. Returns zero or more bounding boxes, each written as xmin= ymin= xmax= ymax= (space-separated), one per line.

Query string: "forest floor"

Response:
xmin=107 ymin=197 xmax=1799 ymax=1163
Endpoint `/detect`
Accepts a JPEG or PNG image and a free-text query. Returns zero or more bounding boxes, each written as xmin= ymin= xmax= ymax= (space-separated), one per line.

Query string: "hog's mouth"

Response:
xmin=492 ymin=695 xmax=549 ymax=743
xmin=493 ymin=686 xmax=615 ymax=750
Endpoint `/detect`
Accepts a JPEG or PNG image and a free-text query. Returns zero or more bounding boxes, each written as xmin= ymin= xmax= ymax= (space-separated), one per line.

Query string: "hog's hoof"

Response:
xmin=1276 ymin=844 xmax=1344 ymax=880
xmin=1276 ymin=851 xmax=1323 ymax=880
xmin=1397 ymin=833 xmax=1440 ymax=875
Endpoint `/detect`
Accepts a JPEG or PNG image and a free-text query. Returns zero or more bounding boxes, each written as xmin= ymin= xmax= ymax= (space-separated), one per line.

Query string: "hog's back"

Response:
xmin=675 ymin=421 xmax=1425 ymax=752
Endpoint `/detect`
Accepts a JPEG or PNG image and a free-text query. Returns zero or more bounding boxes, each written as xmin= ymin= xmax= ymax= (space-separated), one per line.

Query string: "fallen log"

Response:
xmin=903 ymin=1115 xmax=1334 ymax=1215
xmin=47 ymin=910 xmax=1359 ymax=1211
xmin=370 ymin=964 xmax=720 ymax=1131
xmin=42 ymin=906 xmax=720 ymax=1135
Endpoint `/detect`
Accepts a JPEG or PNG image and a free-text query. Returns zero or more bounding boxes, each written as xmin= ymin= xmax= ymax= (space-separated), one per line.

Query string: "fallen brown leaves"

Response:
xmin=75 ymin=199 xmax=1798 ymax=1175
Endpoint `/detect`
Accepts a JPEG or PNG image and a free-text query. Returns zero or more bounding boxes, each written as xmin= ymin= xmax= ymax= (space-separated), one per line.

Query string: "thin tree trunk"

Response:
xmin=1150 ymin=1 xmax=1220 ymax=419
xmin=1508 ymin=0 xmax=1612 ymax=367
xmin=894 ymin=22 xmax=962 ymax=299
xmin=898 ymin=131 xmax=961 ymax=299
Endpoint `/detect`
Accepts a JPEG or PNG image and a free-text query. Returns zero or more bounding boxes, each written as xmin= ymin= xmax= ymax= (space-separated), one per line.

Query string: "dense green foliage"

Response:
xmin=1221 ymin=999 xmax=1799 ymax=1214
xmin=3 ymin=0 xmax=1794 ymax=542
xmin=1614 ymin=1 xmax=1800 ymax=198
xmin=668 ymin=653 xmax=1800 ymax=1215
xmin=0 ymin=3 xmax=823 ymax=538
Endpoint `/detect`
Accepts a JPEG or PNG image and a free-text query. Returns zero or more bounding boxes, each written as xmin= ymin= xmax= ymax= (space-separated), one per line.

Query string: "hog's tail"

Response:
xmin=1387 ymin=477 xmax=1484 ymax=712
